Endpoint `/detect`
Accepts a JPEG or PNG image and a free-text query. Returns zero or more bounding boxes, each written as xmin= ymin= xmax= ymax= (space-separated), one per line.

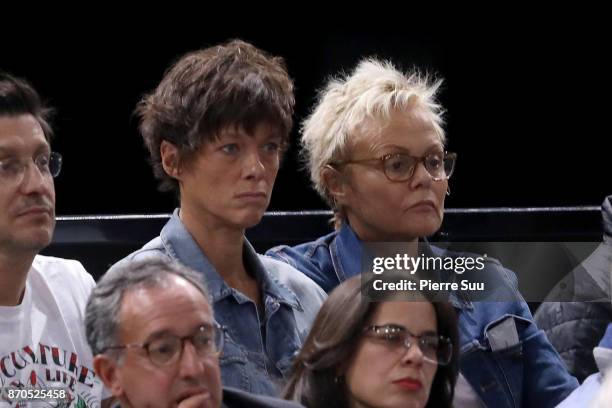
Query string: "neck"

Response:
xmin=0 ymin=249 xmax=35 ymax=306
xmin=179 ymin=207 xmax=249 ymax=281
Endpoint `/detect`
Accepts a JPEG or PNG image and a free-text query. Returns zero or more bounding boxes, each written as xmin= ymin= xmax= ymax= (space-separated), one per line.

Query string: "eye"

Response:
xmin=220 ymin=144 xmax=240 ymax=155
xmin=192 ymin=332 xmax=215 ymax=351
xmin=147 ymin=337 xmax=179 ymax=361
xmin=425 ymin=153 xmax=444 ymax=170
xmin=419 ymin=335 xmax=440 ymax=353
xmin=373 ymin=326 xmax=405 ymax=344
xmin=35 ymin=154 xmax=51 ymax=172
xmin=0 ymin=158 xmax=22 ymax=176
xmin=381 ymin=332 xmax=404 ymax=343
xmin=262 ymin=141 xmax=281 ymax=153
xmin=384 ymin=155 xmax=413 ymax=174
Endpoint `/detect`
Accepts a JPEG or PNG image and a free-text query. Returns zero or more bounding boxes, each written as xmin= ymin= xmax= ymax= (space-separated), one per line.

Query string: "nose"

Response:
xmin=243 ymin=148 xmax=266 ymax=180
xmin=177 ymin=340 xmax=206 ymax=379
xmin=19 ymin=162 xmax=52 ymax=196
xmin=409 ymin=161 xmax=434 ymax=190
xmin=400 ymin=339 xmax=426 ymax=366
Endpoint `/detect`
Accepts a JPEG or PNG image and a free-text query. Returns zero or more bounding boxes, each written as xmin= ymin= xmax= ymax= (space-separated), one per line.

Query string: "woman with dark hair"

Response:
xmin=109 ymin=40 xmax=326 ymax=396
xmin=283 ymin=275 xmax=459 ymax=408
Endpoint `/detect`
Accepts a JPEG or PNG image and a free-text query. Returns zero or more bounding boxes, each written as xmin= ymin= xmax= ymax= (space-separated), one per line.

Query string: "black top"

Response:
xmin=222 ymin=386 xmax=304 ymax=408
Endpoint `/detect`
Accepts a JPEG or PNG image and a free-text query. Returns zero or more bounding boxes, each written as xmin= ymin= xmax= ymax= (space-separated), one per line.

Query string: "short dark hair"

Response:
xmin=282 ymin=275 xmax=459 ymax=408
xmin=0 ymin=71 xmax=54 ymax=141
xmin=135 ymin=39 xmax=295 ymax=193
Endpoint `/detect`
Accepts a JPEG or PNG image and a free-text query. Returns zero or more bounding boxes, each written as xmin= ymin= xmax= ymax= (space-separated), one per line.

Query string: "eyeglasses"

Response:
xmin=333 ymin=151 xmax=456 ymax=182
xmin=104 ymin=323 xmax=224 ymax=366
xmin=363 ymin=324 xmax=453 ymax=366
xmin=0 ymin=152 xmax=63 ymax=185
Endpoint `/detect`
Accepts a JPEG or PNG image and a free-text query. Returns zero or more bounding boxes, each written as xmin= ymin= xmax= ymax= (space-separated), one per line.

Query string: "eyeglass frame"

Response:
xmin=103 ymin=322 xmax=225 ymax=366
xmin=363 ymin=324 xmax=453 ymax=366
xmin=0 ymin=151 xmax=63 ymax=185
xmin=330 ymin=151 xmax=457 ymax=182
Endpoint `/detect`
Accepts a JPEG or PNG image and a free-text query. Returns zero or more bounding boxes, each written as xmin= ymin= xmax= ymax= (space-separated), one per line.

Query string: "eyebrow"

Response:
xmin=0 ymin=143 xmax=51 ymax=157
xmin=376 ymin=144 xmax=444 ymax=155
xmin=144 ymin=322 xmax=215 ymax=343
xmin=0 ymin=146 xmax=16 ymax=156
xmin=216 ymin=128 xmax=283 ymax=142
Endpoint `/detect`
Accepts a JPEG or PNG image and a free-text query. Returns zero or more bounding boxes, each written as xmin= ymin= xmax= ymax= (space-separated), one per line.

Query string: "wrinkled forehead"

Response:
xmin=118 ymin=275 xmax=213 ymax=341
xmin=0 ymin=114 xmax=49 ymax=154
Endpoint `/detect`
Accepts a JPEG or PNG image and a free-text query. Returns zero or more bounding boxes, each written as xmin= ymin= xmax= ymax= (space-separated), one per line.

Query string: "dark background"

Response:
xmin=2 ymin=23 xmax=608 ymax=215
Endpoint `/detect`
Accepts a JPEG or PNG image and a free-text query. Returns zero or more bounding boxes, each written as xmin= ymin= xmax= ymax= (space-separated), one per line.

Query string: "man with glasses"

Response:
xmin=0 ymin=72 xmax=107 ymax=406
xmin=86 ymin=256 xmax=303 ymax=407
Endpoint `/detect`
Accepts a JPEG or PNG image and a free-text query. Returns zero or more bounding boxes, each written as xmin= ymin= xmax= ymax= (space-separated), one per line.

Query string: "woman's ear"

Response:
xmin=321 ymin=165 xmax=348 ymax=205
xmin=160 ymin=140 xmax=181 ymax=179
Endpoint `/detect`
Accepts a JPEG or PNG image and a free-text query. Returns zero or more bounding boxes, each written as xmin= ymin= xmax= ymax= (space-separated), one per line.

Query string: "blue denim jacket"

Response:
xmin=266 ymin=223 xmax=579 ymax=407
xmin=110 ymin=210 xmax=327 ymax=396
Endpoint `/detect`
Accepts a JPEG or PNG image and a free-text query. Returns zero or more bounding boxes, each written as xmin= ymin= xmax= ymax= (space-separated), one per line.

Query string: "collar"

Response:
xmin=160 ymin=209 xmax=300 ymax=308
xmin=332 ymin=222 xmax=473 ymax=310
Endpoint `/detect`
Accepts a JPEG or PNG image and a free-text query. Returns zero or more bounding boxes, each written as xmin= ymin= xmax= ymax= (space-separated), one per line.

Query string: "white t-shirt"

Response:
xmin=0 ymin=255 xmax=105 ymax=407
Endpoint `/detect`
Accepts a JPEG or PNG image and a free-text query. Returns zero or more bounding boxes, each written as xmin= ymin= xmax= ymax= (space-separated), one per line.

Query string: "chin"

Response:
xmin=410 ymin=219 xmax=442 ymax=237
xmin=233 ymin=212 xmax=265 ymax=229
xmin=14 ymin=236 xmax=52 ymax=252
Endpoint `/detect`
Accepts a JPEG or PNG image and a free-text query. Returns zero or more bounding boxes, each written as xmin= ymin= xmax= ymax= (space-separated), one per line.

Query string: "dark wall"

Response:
xmin=3 ymin=23 xmax=608 ymax=215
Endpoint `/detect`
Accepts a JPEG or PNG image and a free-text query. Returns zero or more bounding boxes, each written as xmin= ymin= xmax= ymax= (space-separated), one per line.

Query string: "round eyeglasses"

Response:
xmin=334 ymin=151 xmax=456 ymax=182
xmin=104 ymin=323 xmax=224 ymax=366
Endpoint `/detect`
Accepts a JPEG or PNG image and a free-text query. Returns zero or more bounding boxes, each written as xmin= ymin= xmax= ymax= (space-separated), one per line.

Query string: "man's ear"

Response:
xmin=321 ymin=165 xmax=348 ymax=206
xmin=160 ymin=140 xmax=181 ymax=179
xmin=93 ymin=354 xmax=124 ymax=399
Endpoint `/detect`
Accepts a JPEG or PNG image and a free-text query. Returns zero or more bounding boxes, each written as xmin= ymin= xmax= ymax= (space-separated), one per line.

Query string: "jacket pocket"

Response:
xmin=484 ymin=314 xmax=531 ymax=405
xmin=219 ymin=336 xmax=250 ymax=391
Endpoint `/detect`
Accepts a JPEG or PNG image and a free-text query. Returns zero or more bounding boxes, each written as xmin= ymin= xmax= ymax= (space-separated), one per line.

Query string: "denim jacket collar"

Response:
xmin=331 ymin=222 xmax=473 ymax=310
xmin=160 ymin=209 xmax=300 ymax=308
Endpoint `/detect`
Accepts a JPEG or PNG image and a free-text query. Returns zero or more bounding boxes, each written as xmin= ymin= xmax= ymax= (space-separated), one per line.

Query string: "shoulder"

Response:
xmin=29 ymin=255 xmax=94 ymax=320
xmin=106 ymin=236 xmax=168 ymax=274
xmin=266 ymin=232 xmax=340 ymax=292
xmin=266 ymin=231 xmax=338 ymax=267
xmin=258 ymin=254 xmax=327 ymax=301
xmin=31 ymin=255 xmax=95 ymax=294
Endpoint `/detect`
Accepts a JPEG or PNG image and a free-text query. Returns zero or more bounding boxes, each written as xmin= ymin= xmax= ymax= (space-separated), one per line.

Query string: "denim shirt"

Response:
xmin=267 ymin=223 xmax=579 ymax=407
xmin=110 ymin=210 xmax=327 ymax=396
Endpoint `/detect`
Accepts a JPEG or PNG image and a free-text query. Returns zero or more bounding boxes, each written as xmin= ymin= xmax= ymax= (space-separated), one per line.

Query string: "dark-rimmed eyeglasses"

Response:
xmin=103 ymin=323 xmax=224 ymax=366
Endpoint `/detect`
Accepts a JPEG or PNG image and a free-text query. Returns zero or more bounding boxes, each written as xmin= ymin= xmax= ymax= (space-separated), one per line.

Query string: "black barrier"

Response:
xmin=42 ymin=206 xmax=604 ymax=282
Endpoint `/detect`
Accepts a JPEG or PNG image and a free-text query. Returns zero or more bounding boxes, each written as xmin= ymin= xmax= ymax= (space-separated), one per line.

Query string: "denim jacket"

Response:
xmin=109 ymin=210 xmax=327 ymax=396
xmin=266 ymin=223 xmax=578 ymax=407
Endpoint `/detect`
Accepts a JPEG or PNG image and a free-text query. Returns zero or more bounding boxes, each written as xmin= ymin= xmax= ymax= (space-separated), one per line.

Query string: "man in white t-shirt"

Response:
xmin=0 ymin=72 xmax=106 ymax=407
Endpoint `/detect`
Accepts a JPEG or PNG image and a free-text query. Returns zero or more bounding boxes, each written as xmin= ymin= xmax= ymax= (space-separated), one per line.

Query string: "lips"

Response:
xmin=408 ymin=200 xmax=437 ymax=211
xmin=235 ymin=191 xmax=267 ymax=200
xmin=392 ymin=377 xmax=423 ymax=391
xmin=15 ymin=205 xmax=53 ymax=217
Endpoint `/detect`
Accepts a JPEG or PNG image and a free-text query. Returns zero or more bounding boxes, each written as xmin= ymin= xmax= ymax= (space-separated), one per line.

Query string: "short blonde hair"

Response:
xmin=301 ymin=58 xmax=446 ymax=219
